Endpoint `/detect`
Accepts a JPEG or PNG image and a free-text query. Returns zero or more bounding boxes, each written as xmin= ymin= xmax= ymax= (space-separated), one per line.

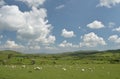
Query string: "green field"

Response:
xmin=0 ymin=64 xmax=120 ymax=79
xmin=0 ymin=50 xmax=120 ymax=79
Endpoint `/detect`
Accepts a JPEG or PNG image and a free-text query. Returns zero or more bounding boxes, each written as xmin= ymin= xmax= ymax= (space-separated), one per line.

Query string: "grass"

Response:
xmin=0 ymin=64 xmax=120 ymax=79
xmin=0 ymin=50 xmax=120 ymax=79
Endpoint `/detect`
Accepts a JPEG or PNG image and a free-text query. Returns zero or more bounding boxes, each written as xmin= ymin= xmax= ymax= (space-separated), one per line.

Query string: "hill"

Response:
xmin=0 ymin=49 xmax=120 ymax=65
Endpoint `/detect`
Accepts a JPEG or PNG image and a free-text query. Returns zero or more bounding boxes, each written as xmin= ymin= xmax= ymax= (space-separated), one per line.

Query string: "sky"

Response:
xmin=0 ymin=0 xmax=120 ymax=53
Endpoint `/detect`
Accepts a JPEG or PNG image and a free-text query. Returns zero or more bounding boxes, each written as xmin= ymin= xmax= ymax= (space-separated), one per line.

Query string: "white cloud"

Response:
xmin=3 ymin=40 xmax=24 ymax=49
xmin=59 ymin=40 xmax=79 ymax=48
xmin=35 ymin=35 xmax=56 ymax=44
xmin=16 ymin=0 xmax=45 ymax=7
xmin=108 ymin=35 xmax=120 ymax=44
xmin=29 ymin=45 xmax=40 ymax=50
xmin=45 ymin=46 xmax=57 ymax=50
xmin=61 ymin=29 xmax=75 ymax=38
xmin=0 ymin=5 xmax=25 ymax=31
xmin=112 ymin=27 xmax=120 ymax=32
xmin=0 ymin=5 xmax=56 ymax=45
xmin=0 ymin=0 xmax=56 ymax=53
xmin=59 ymin=40 xmax=72 ymax=47
xmin=97 ymin=0 xmax=120 ymax=8
xmin=87 ymin=20 xmax=105 ymax=29
xmin=56 ymin=4 xmax=65 ymax=9
xmin=80 ymin=32 xmax=106 ymax=47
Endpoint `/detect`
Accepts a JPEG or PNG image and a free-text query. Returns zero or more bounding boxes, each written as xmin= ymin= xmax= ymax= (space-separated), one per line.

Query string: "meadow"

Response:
xmin=0 ymin=64 xmax=120 ymax=79
xmin=0 ymin=50 xmax=120 ymax=79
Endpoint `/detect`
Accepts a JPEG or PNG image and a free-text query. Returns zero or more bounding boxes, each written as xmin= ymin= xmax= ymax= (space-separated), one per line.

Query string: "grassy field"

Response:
xmin=0 ymin=50 xmax=120 ymax=79
xmin=0 ymin=64 xmax=120 ymax=79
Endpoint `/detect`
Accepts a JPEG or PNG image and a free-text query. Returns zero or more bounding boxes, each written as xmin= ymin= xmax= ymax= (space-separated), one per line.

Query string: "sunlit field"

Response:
xmin=0 ymin=50 xmax=120 ymax=79
xmin=0 ymin=64 xmax=120 ymax=79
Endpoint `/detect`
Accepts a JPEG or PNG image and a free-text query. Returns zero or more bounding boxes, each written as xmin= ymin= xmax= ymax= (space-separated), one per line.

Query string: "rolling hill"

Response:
xmin=0 ymin=49 xmax=120 ymax=65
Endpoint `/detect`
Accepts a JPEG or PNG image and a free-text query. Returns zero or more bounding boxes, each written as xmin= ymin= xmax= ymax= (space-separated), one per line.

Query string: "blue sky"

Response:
xmin=0 ymin=0 xmax=120 ymax=53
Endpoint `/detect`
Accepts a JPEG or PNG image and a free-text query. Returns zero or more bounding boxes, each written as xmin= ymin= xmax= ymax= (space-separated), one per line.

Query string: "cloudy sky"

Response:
xmin=0 ymin=0 xmax=120 ymax=53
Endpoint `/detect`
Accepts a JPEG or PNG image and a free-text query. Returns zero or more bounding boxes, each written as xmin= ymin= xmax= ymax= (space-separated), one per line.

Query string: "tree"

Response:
xmin=8 ymin=54 xmax=13 ymax=59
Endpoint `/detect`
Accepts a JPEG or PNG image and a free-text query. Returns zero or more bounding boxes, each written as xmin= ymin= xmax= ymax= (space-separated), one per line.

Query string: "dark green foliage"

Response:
xmin=7 ymin=54 xmax=13 ymax=59
xmin=31 ymin=59 xmax=36 ymax=65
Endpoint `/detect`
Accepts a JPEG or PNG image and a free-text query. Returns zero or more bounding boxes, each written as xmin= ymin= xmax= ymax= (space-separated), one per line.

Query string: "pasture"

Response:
xmin=0 ymin=64 xmax=120 ymax=79
xmin=0 ymin=50 xmax=120 ymax=79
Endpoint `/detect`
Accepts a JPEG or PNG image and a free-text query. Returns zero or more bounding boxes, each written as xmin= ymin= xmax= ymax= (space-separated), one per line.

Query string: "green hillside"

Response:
xmin=0 ymin=49 xmax=120 ymax=65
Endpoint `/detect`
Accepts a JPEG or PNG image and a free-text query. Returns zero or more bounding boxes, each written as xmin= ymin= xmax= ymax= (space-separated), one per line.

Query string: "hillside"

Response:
xmin=0 ymin=49 xmax=120 ymax=65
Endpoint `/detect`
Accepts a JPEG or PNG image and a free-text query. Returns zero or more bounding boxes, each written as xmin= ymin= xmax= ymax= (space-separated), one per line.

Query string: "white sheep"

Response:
xmin=34 ymin=67 xmax=42 ymax=70
xmin=21 ymin=65 xmax=26 ymax=68
xmin=81 ymin=68 xmax=85 ymax=72
xmin=88 ymin=68 xmax=92 ymax=70
xmin=88 ymin=68 xmax=93 ymax=72
xmin=11 ymin=65 xmax=16 ymax=69
xmin=62 ymin=68 xmax=67 ymax=71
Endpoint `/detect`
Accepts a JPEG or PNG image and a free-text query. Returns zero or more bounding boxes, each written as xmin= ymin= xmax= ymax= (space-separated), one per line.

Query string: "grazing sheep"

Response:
xmin=62 ymin=68 xmax=67 ymax=71
xmin=34 ymin=67 xmax=42 ymax=70
xmin=11 ymin=65 xmax=16 ymax=69
xmin=88 ymin=68 xmax=92 ymax=70
xmin=81 ymin=68 xmax=85 ymax=72
xmin=88 ymin=68 xmax=93 ymax=72
xmin=21 ymin=65 xmax=26 ymax=68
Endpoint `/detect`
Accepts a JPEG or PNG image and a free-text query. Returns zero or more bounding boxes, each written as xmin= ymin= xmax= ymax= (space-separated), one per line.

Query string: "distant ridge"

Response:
xmin=0 ymin=49 xmax=120 ymax=55
xmin=0 ymin=50 xmax=21 ymax=55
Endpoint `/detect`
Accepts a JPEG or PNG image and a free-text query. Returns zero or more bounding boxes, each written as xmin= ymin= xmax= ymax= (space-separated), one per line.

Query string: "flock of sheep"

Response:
xmin=3 ymin=64 xmax=110 ymax=75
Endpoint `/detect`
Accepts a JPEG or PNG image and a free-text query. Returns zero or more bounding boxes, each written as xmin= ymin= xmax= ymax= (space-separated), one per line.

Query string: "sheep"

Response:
xmin=88 ymin=68 xmax=93 ymax=72
xmin=21 ymin=65 xmax=26 ymax=68
xmin=88 ymin=68 xmax=92 ymax=70
xmin=62 ymin=68 xmax=67 ymax=71
xmin=34 ymin=67 xmax=42 ymax=70
xmin=11 ymin=65 xmax=16 ymax=69
xmin=81 ymin=68 xmax=85 ymax=72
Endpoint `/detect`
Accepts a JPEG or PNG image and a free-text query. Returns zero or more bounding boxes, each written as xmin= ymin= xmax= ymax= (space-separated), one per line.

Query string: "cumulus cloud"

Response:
xmin=35 ymin=35 xmax=56 ymax=44
xmin=0 ymin=5 xmax=55 ymax=45
xmin=97 ymin=0 xmax=120 ymax=8
xmin=0 ymin=5 xmax=26 ymax=31
xmin=56 ymin=4 xmax=65 ymax=9
xmin=59 ymin=40 xmax=79 ymax=48
xmin=87 ymin=20 xmax=104 ymax=29
xmin=16 ymin=0 xmax=45 ymax=7
xmin=112 ymin=27 xmax=120 ymax=32
xmin=0 ymin=0 xmax=56 ymax=52
xmin=80 ymin=32 xmax=106 ymax=47
xmin=29 ymin=45 xmax=40 ymax=50
xmin=61 ymin=29 xmax=75 ymax=38
xmin=59 ymin=40 xmax=72 ymax=47
xmin=2 ymin=40 xmax=24 ymax=49
xmin=108 ymin=35 xmax=120 ymax=44
xmin=45 ymin=46 xmax=57 ymax=50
